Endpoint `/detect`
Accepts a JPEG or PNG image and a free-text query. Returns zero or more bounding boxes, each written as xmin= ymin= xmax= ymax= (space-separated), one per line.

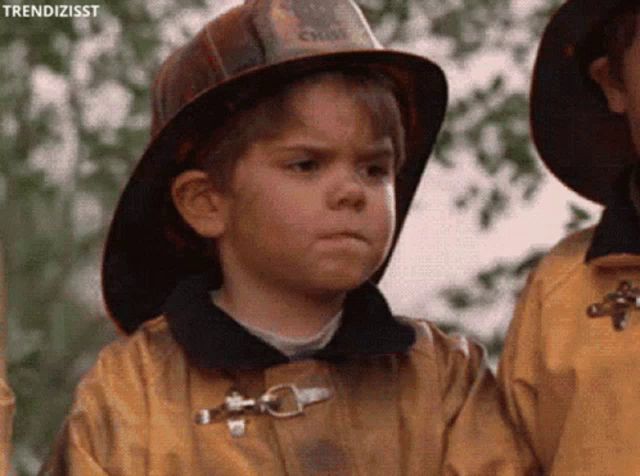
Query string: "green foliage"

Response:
xmin=566 ymin=203 xmax=593 ymax=233
xmin=362 ymin=0 xmax=580 ymax=361
xmin=430 ymin=0 xmax=513 ymax=60
xmin=430 ymin=6 xmax=552 ymax=228
xmin=441 ymin=250 xmax=546 ymax=312
xmin=405 ymin=0 xmax=586 ymax=356
xmin=359 ymin=0 xmax=411 ymax=42
xmin=1 ymin=0 xmax=208 ymax=473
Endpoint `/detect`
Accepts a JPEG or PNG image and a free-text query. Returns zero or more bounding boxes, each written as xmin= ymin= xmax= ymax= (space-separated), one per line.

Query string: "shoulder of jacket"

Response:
xmin=91 ymin=315 xmax=180 ymax=385
xmin=528 ymin=226 xmax=594 ymax=296
xmin=540 ymin=226 xmax=594 ymax=263
xmin=397 ymin=316 xmax=481 ymax=363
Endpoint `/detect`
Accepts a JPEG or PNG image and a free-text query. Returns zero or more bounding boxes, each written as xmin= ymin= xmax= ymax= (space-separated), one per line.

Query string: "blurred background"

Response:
xmin=0 ymin=0 xmax=600 ymax=473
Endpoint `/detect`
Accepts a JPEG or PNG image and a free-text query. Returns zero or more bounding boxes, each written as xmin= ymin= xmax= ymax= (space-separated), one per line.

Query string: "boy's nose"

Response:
xmin=326 ymin=170 xmax=366 ymax=211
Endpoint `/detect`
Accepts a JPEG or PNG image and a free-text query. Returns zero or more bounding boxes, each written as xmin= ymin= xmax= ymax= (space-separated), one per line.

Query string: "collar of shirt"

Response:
xmin=586 ymin=166 xmax=640 ymax=264
xmin=163 ymin=274 xmax=416 ymax=370
xmin=208 ymin=289 xmax=343 ymax=360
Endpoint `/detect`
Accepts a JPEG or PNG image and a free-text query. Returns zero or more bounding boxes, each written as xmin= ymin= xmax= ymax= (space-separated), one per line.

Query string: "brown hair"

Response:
xmin=165 ymin=68 xmax=406 ymax=257
xmin=588 ymin=0 xmax=640 ymax=83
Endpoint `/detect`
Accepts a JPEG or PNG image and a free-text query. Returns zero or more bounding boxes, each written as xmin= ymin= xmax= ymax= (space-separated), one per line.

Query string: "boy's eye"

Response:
xmin=286 ymin=159 xmax=320 ymax=173
xmin=361 ymin=161 xmax=393 ymax=181
xmin=366 ymin=164 xmax=390 ymax=177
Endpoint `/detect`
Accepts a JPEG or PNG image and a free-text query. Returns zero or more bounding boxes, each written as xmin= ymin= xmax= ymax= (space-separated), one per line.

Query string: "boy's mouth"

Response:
xmin=319 ymin=231 xmax=368 ymax=243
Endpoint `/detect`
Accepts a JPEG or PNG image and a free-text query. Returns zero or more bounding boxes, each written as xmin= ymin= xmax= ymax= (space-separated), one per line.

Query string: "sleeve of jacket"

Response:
xmin=0 ymin=248 xmax=15 ymax=476
xmin=0 ymin=376 xmax=14 ymax=476
xmin=428 ymin=324 xmax=539 ymax=475
xmin=497 ymin=269 xmax=544 ymax=469
xmin=39 ymin=336 xmax=151 ymax=476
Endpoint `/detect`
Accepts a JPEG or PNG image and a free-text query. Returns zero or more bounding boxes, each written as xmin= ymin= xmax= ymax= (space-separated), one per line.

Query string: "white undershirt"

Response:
xmin=209 ymin=291 xmax=342 ymax=360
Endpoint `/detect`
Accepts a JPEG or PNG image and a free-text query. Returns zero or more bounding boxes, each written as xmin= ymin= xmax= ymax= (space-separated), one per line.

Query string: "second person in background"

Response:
xmin=499 ymin=0 xmax=640 ymax=473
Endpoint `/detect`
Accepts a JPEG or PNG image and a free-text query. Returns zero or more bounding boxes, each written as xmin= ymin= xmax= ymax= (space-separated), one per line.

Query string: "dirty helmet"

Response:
xmin=102 ymin=0 xmax=448 ymax=334
xmin=531 ymin=0 xmax=638 ymax=205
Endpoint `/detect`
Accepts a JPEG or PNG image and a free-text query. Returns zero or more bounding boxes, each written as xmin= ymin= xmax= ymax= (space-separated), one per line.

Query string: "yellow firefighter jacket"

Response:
xmin=0 ymin=376 xmax=11 ymax=476
xmin=42 ymin=278 xmax=534 ymax=475
xmin=499 ymin=179 xmax=640 ymax=474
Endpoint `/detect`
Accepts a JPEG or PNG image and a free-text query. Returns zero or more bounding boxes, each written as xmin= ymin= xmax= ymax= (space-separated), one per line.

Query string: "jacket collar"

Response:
xmin=163 ymin=273 xmax=416 ymax=370
xmin=586 ymin=167 xmax=640 ymax=266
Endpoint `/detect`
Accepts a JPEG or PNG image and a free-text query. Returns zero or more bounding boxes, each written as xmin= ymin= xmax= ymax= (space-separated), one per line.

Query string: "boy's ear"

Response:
xmin=171 ymin=170 xmax=227 ymax=238
xmin=589 ymin=56 xmax=627 ymax=114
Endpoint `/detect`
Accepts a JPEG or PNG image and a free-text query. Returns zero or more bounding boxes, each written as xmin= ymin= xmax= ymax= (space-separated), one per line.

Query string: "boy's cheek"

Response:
xmin=385 ymin=186 xmax=397 ymax=222
xmin=373 ymin=202 xmax=396 ymax=256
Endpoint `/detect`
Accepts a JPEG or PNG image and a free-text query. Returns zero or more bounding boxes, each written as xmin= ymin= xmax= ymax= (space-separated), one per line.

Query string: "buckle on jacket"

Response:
xmin=263 ymin=384 xmax=332 ymax=418
xmin=587 ymin=281 xmax=640 ymax=331
xmin=195 ymin=384 xmax=332 ymax=437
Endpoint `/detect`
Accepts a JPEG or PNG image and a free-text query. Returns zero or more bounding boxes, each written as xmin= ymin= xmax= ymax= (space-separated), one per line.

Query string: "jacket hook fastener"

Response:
xmin=194 ymin=384 xmax=332 ymax=437
xmin=587 ymin=281 xmax=640 ymax=331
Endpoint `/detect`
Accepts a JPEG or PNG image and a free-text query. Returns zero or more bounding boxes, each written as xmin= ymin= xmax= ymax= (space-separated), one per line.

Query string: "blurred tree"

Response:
xmin=416 ymin=0 xmax=593 ymax=351
xmin=0 ymin=0 xmax=585 ymax=473
xmin=0 ymin=0 xmax=210 ymax=472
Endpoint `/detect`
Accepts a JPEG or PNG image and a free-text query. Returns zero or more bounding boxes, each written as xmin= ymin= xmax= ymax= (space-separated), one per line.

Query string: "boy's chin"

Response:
xmin=304 ymin=267 xmax=378 ymax=294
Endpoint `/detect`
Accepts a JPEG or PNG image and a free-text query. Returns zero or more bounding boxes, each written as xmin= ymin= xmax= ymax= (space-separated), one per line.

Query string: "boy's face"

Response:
xmin=590 ymin=14 xmax=640 ymax=155
xmin=216 ymin=76 xmax=397 ymax=296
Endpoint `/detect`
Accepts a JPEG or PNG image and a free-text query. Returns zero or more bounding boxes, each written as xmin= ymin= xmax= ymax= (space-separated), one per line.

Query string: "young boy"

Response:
xmin=499 ymin=0 xmax=640 ymax=473
xmin=0 ymin=249 xmax=14 ymax=475
xmin=42 ymin=1 xmax=533 ymax=474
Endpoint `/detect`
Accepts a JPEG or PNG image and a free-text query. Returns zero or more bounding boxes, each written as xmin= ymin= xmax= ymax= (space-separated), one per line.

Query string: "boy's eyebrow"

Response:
xmin=268 ymin=139 xmax=395 ymax=158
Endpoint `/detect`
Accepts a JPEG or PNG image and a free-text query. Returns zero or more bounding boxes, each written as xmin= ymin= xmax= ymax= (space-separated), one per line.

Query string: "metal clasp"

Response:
xmin=195 ymin=384 xmax=332 ymax=436
xmin=194 ymin=390 xmax=278 ymax=425
xmin=263 ymin=384 xmax=332 ymax=418
xmin=587 ymin=281 xmax=640 ymax=331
